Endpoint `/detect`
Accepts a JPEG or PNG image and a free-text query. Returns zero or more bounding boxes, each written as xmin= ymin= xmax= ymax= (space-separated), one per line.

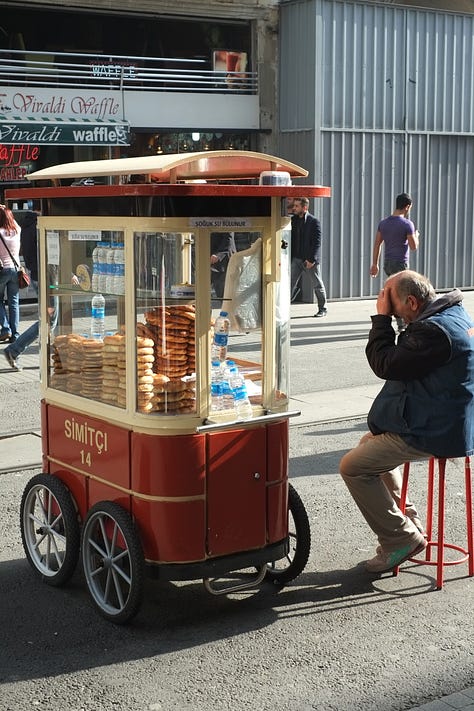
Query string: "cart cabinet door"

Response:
xmin=206 ymin=427 xmax=266 ymax=556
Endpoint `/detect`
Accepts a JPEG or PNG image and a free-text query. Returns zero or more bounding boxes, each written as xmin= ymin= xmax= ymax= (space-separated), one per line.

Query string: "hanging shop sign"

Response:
xmin=0 ymin=88 xmax=129 ymax=145
xmin=0 ymin=119 xmax=130 ymax=146
xmin=0 ymin=88 xmax=123 ymax=120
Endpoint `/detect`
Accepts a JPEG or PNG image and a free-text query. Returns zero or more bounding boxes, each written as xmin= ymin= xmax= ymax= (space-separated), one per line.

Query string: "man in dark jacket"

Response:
xmin=210 ymin=232 xmax=236 ymax=299
xmin=340 ymin=270 xmax=474 ymax=573
xmin=290 ymin=197 xmax=327 ymax=317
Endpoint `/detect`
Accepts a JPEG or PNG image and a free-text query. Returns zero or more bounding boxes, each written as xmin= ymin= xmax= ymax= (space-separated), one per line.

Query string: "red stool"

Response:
xmin=397 ymin=457 xmax=474 ymax=588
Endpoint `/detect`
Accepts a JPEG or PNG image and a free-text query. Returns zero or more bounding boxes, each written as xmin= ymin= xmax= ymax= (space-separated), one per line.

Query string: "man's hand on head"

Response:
xmin=376 ymin=286 xmax=394 ymax=316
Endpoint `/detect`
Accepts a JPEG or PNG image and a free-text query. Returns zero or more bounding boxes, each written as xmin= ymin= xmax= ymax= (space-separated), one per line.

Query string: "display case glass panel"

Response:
xmin=46 ymin=229 xmax=125 ymax=406
xmin=134 ymin=231 xmax=196 ymax=415
xmin=214 ymin=231 xmax=263 ymax=413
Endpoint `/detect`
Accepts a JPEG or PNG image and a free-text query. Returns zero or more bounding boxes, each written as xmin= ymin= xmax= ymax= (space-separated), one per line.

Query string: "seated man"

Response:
xmin=340 ymin=270 xmax=474 ymax=573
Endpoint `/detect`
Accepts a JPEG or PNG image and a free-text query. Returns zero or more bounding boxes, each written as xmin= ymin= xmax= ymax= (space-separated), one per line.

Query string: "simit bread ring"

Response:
xmin=137 ymin=374 xmax=154 ymax=384
xmin=136 ymin=336 xmax=155 ymax=348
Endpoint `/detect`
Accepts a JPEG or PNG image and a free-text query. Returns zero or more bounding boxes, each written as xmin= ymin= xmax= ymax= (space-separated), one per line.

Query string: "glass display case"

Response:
xmin=39 ymin=216 xmax=288 ymax=425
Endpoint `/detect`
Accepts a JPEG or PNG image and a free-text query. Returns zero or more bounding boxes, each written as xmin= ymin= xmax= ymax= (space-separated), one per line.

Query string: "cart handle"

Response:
xmin=195 ymin=409 xmax=301 ymax=433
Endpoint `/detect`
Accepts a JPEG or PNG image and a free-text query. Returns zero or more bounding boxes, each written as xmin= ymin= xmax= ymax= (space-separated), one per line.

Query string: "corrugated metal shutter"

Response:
xmin=280 ymin=0 xmax=474 ymax=298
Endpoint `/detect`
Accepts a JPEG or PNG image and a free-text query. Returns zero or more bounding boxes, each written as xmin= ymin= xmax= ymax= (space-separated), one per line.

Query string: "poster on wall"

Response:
xmin=212 ymin=50 xmax=247 ymax=88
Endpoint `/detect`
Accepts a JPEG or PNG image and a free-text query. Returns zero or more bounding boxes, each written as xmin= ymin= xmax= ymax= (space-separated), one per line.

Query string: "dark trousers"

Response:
xmin=291 ymin=258 xmax=327 ymax=309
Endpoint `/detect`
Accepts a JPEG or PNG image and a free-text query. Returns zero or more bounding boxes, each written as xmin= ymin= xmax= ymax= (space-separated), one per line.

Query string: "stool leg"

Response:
xmin=399 ymin=462 xmax=410 ymax=514
xmin=425 ymin=458 xmax=435 ymax=563
xmin=464 ymin=457 xmax=474 ymax=577
xmin=436 ymin=458 xmax=447 ymax=589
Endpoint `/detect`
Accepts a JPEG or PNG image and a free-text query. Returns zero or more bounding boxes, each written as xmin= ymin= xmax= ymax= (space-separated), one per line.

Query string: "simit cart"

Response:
xmin=6 ymin=151 xmax=331 ymax=623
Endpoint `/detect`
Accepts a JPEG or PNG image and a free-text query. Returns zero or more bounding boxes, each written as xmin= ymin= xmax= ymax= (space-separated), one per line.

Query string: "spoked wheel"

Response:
xmin=81 ymin=501 xmax=145 ymax=624
xmin=265 ymin=483 xmax=311 ymax=585
xmin=20 ymin=473 xmax=80 ymax=586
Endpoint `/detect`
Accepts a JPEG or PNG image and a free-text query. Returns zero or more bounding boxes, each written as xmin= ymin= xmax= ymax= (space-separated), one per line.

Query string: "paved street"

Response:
xmin=1 ymin=294 xmax=474 ymax=710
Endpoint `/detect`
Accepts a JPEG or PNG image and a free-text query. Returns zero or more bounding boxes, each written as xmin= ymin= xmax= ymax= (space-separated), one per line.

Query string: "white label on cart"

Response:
xmin=46 ymin=231 xmax=60 ymax=265
xmin=68 ymin=230 xmax=102 ymax=241
xmin=189 ymin=218 xmax=252 ymax=228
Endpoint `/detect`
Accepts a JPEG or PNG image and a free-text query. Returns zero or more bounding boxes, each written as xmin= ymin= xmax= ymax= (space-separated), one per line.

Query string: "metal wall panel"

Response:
xmin=318 ymin=130 xmax=409 ymax=299
xmin=320 ymin=1 xmax=408 ymax=130
xmin=411 ymin=134 xmax=474 ymax=287
xmin=280 ymin=0 xmax=474 ymax=299
xmin=407 ymin=10 xmax=474 ymax=133
xmin=279 ymin=0 xmax=318 ymax=132
xmin=317 ymin=3 xmax=474 ymax=134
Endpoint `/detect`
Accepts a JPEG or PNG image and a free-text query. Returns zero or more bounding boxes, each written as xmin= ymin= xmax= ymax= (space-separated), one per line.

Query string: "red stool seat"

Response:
xmin=398 ymin=457 xmax=474 ymax=588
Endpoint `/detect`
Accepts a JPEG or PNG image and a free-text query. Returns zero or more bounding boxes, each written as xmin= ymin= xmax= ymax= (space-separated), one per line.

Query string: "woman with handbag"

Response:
xmin=0 ymin=204 xmax=21 ymax=344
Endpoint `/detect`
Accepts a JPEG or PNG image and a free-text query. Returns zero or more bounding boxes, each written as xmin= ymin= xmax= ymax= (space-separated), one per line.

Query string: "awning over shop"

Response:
xmin=0 ymin=116 xmax=130 ymax=145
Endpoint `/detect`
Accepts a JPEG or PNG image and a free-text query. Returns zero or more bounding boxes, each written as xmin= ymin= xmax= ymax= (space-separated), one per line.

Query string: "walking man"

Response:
xmin=290 ymin=197 xmax=327 ymax=317
xmin=370 ymin=192 xmax=419 ymax=331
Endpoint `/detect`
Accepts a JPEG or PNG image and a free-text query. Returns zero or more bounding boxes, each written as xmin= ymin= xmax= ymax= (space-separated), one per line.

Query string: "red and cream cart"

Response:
xmin=6 ymin=151 xmax=330 ymax=623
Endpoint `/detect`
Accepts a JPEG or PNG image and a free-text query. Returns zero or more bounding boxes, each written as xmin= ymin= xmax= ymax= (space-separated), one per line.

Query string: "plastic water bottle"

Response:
xmin=226 ymin=360 xmax=253 ymax=419
xmin=210 ymin=360 xmax=224 ymax=411
xmin=90 ymin=293 xmax=105 ymax=340
xmin=91 ymin=243 xmax=101 ymax=292
xmin=211 ymin=311 xmax=230 ymax=362
xmin=114 ymin=245 xmax=125 ymax=295
xmin=105 ymin=244 xmax=116 ymax=294
xmin=98 ymin=243 xmax=108 ymax=293
xmin=221 ymin=378 xmax=235 ymax=411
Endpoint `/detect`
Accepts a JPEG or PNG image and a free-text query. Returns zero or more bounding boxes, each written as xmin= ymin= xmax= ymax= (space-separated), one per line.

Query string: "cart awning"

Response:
xmin=26 ymin=150 xmax=309 ymax=182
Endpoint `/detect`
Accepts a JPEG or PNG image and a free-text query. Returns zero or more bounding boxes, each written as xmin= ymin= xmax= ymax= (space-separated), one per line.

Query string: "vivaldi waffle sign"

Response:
xmin=0 ymin=118 xmax=130 ymax=145
xmin=0 ymin=88 xmax=130 ymax=145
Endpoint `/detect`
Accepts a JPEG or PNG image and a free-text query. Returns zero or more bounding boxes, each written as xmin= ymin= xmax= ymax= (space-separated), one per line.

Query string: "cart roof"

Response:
xmin=26 ymin=150 xmax=309 ymax=183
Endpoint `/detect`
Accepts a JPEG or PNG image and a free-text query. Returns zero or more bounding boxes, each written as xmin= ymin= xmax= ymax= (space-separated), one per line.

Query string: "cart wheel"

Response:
xmin=81 ymin=501 xmax=145 ymax=624
xmin=20 ymin=473 xmax=80 ymax=587
xmin=265 ymin=483 xmax=311 ymax=585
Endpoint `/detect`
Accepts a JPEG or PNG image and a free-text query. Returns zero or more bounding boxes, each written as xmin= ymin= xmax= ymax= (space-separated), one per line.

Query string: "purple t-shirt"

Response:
xmin=377 ymin=215 xmax=415 ymax=262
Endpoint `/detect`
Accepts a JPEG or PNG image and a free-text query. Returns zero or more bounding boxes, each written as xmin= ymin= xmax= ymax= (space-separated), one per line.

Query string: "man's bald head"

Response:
xmin=386 ymin=270 xmax=436 ymax=304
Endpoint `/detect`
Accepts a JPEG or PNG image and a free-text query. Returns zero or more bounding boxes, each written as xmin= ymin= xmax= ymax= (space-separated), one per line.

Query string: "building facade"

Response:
xmin=0 ymin=0 xmax=280 ymax=200
xmin=280 ymin=0 xmax=474 ymax=298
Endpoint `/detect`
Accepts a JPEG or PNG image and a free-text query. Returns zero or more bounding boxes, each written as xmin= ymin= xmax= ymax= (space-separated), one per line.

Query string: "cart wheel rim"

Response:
xmin=265 ymin=483 xmax=311 ymax=584
xmin=82 ymin=506 xmax=142 ymax=619
xmin=22 ymin=483 xmax=69 ymax=577
xmin=267 ymin=514 xmax=298 ymax=573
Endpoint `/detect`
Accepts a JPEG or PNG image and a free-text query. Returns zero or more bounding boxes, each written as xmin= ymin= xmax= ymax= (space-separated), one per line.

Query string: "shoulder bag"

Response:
xmin=0 ymin=233 xmax=31 ymax=288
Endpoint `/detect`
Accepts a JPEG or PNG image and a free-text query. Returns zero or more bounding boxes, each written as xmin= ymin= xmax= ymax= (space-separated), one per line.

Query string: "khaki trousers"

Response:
xmin=340 ymin=432 xmax=431 ymax=552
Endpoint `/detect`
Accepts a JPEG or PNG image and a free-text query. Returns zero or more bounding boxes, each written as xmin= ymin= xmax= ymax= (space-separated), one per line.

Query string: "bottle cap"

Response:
xmin=219 ymin=311 xmax=228 ymax=317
